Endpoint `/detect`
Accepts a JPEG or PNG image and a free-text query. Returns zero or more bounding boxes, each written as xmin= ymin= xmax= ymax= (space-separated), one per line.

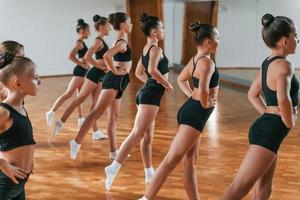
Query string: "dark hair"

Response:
xmin=261 ymin=14 xmax=296 ymax=48
xmin=0 ymin=41 xmax=24 ymax=55
xmin=139 ymin=13 xmax=161 ymax=36
xmin=189 ymin=21 xmax=216 ymax=45
xmin=108 ymin=12 xmax=128 ymax=30
xmin=76 ymin=19 xmax=89 ymax=33
xmin=0 ymin=52 xmax=35 ymax=85
xmin=93 ymin=14 xmax=108 ymax=31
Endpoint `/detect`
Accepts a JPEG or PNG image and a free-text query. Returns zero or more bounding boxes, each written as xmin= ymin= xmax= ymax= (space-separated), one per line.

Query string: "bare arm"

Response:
xmin=276 ymin=60 xmax=294 ymax=128
xmin=177 ymin=59 xmax=193 ymax=97
xmin=148 ymin=46 xmax=173 ymax=91
xmin=248 ymin=69 xmax=267 ymax=114
xmin=103 ymin=41 xmax=127 ymax=75
xmin=68 ymin=41 xmax=88 ymax=68
xmin=84 ymin=39 xmax=107 ymax=71
xmin=135 ymin=58 xmax=148 ymax=83
xmin=196 ymin=58 xmax=215 ymax=108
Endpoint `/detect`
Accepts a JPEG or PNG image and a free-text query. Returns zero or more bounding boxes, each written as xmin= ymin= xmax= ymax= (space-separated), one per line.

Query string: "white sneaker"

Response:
xmin=92 ymin=131 xmax=108 ymax=140
xmin=69 ymin=140 xmax=81 ymax=160
xmin=78 ymin=117 xmax=85 ymax=128
xmin=138 ymin=197 xmax=148 ymax=200
xmin=104 ymin=165 xmax=117 ymax=191
xmin=53 ymin=120 xmax=64 ymax=137
xmin=45 ymin=110 xmax=54 ymax=127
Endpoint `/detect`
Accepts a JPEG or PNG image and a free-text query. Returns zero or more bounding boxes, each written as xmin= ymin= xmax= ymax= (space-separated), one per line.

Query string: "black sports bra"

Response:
xmin=113 ymin=39 xmax=132 ymax=62
xmin=192 ymin=56 xmax=219 ymax=89
xmin=0 ymin=103 xmax=36 ymax=151
xmin=141 ymin=45 xmax=169 ymax=78
xmin=262 ymin=56 xmax=299 ymax=107
xmin=95 ymin=37 xmax=109 ymax=60
xmin=77 ymin=40 xmax=88 ymax=58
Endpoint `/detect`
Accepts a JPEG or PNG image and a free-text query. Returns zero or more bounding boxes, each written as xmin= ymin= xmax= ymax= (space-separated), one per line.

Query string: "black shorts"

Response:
xmin=177 ymin=97 xmax=214 ymax=132
xmin=86 ymin=67 xmax=106 ymax=84
xmin=0 ymin=171 xmax=28 ymax=200
xmin=73 ymin=65 xmax=88 ymax=77
xmin=136 ymin=79 xmax=165 ymax=106
xmin=102 ymin=71 xmax=130 ymax=99
xmin=249 ymin=113 xmax=290 ymax=154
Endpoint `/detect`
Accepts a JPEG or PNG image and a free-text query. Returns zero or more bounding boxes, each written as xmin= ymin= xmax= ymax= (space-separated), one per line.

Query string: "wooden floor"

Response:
xmin=24 ymin=71 xmax=300 ymax=200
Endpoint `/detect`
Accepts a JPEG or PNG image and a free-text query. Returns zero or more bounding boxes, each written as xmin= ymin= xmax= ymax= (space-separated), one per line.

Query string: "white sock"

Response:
xmin=144 ymin=167 xmax=154 ymax=184
xmin=138 ymin=197 xmax=149 ymax=200
xmin=78 ymin=117 xmax=85 ymax=128
xmin=92 ymin=130 xmax=108 ymax=140
xmin=69 ymin=139 xmax=81 ymax=160
xmin=45 ymin=110 xmax=55 ymax=127
xmin=53 ymin=120 xmax=64 ymax=137
xmin=109 ymin=150 xmax=118 ymax=160
xmin=104 ymin=160 xmax=121 ymax=191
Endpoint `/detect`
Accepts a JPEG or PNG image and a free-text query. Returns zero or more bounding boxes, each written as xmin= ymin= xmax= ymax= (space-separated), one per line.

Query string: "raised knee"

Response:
xmin=165 ymin=152 xmax=183 ymax=169
xmin=229 ymin=180 xmax=254 ymax=198
xmin=132 ymin=127 xmax=147 ymax=139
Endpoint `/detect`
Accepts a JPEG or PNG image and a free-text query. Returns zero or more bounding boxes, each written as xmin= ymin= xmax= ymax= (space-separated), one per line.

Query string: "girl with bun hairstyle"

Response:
xmin=68 ymin=12 xmax=133 ymax=161
xmin=139 ymin=21 xmax=220 ymax=200
xmin=46 ymin=19 xmax=90 ymax=131
xmin=53 ymin=15 xmax=111 ymax=142
xmin=104 ymin=13 xmax=173 ymax=191
xmin=0 ymin=41 xmax=25 ymax=102
xmin=0 ymin=53 xmax=40 ymax=199
xmin=221 ymin=14 xmax=299 ymax=200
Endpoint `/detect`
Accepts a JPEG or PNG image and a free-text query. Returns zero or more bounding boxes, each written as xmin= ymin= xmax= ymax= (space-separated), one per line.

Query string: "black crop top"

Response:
xmin=77 ymin=40 xmax=88 ymax=59
xmin=262 ymin=56 xmax=299 ymax=107
xmin=192 ymin=56 xmax=219 ymax=89
xmin=95 ymin=37 xmax=109 ymax=60
xmin=0 ymin=103 xmax=36 ymax=151
xmin=113 ymin=39 xmax=132 ymax=62
xmin=141 ymin=45 xmax=169 ymax=78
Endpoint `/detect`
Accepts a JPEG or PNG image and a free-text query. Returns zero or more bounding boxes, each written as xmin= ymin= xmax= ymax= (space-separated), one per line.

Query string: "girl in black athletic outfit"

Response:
xmin=46 ymin=19 xmax=90 ymax=130
xmin=221 ymin=14 xmax=299 ymax=200
xmin=69 ymin=12 xmax=133 ymax=161
xmin=0 ymin=53 xmax=40 ymax=200
xmin=140 ymin=21 xmax=220 ymax=200
xmin=104 ymin=13 xmax=173 ymax=191
xmin=52 ymin=15 xmax=111 ymax=143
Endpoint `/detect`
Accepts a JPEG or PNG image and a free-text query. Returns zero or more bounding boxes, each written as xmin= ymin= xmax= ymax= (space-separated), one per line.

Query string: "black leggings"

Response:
xmin=0 ymin=172 xmax=28 ymax=200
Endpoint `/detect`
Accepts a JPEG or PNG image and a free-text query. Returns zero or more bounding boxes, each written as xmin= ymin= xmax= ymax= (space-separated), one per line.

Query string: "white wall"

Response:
xmin=216 ymin=0 xmax=300 ymax=68
xmin=0 ymin=0 xmax=125 ymax=76
xmin=163 ymin=1 xmax=184 ymax=65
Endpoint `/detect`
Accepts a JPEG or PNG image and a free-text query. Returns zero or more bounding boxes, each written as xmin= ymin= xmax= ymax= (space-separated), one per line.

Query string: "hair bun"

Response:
xmin=262 ymin=14 xmax=274 ymax=27
xmin=93 ymin=14 xmax=101 ymax=22
xmin=0 ymin=52 xmax=14 ymax=69
xmin=108 ymin=13 xmax=116 ymax=25
xmin=189 ymin=21 xmax=201 ymax=32
xmin=77 ymin=19 xmax=85 ymax=25
xmin=140 ymin=13 xmax=148 ymax=22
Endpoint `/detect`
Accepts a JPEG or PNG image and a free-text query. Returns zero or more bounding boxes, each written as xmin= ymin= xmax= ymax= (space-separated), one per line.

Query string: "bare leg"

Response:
xmin=252 ymin=158 xmax=277 ymax=200
xmin=220 ymin=145 xmax=276 ymax=200
xmin=183 ymin=138 xmax=201 ymax=200
xmin=50 ymin=76 xmax=84 ymax=112
xmin=74 ymin=89 xmax=118 ymax=144
xmin=91 ymin=82 xmax=102 ymax=132
xmin=60 ymin=79 xmax=97 ymax=123
xmin=106 ymin=99 xmax=121 ymax=152
xmin=115 ymin=105 xmax=159 ymax=164
xmin=140 ymin=121 xmax=155 ymax=168
xmin=76 ymin=84 xmax=83 ymax=119
xmin=144 ymin=125 xmax=200 ymax=199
